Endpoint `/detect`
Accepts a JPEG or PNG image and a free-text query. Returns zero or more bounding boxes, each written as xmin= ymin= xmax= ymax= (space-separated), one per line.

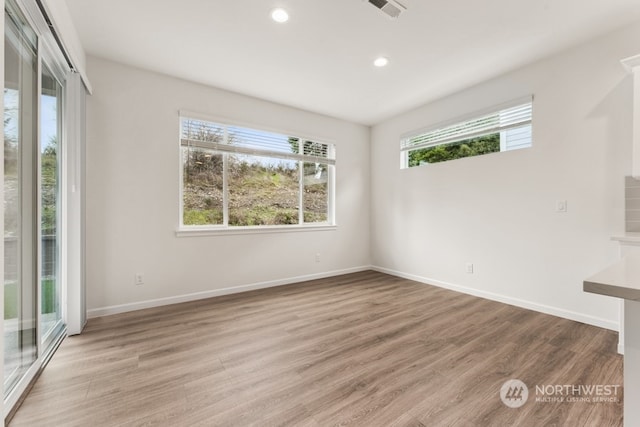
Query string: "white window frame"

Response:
xmin=400 ymin=96 xmax=533 ymax=168
xmin=176 ymin=112 xmax=336 ymax=236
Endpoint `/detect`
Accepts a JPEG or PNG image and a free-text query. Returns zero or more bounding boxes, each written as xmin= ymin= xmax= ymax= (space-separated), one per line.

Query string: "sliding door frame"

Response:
xmin=3 ymin=0 xmax=72 ymax=418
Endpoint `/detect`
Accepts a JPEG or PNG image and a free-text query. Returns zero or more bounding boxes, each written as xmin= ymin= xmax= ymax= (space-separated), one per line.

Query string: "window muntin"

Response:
xmin=401 ymin=98 xmax=532 ymax=168
xmin=180 ymin=117 xmax=335 ymax=229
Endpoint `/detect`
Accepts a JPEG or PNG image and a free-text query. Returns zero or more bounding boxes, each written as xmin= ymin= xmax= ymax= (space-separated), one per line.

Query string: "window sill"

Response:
xmin=175 ymin=224 xmax=337 ymax=237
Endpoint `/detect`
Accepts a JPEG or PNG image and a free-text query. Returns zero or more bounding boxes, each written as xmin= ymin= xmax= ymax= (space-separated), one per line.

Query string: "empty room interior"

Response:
xmin=3 ymin=0 xmax=640 ymax=425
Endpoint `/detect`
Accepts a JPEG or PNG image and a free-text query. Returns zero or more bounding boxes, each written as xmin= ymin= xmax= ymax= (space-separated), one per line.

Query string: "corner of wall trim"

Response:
xmin=371 ymin=266 xmax=619 ymax=332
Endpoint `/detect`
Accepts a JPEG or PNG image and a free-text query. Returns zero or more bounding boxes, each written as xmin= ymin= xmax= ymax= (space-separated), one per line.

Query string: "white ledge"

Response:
xmin=584 ymin=255 xmax=640 ymax=301
xmin=176 ymin=224 xmax=337 ymax=237
xmin=622 ymin=53 xmax=640 ymax=72
xmin=612 ymin=232 xmax=640 ymax=245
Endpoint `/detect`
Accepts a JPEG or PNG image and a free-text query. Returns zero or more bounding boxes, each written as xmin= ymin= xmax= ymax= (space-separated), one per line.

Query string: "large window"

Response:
xmin=401 ymin=97 xmax=532 ymax=168
xmin=180 ymin=117 xmax=335 ymax=229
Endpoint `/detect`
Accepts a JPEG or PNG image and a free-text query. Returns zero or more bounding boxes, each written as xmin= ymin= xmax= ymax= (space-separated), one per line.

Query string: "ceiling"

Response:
xmin=64 ymin=0 xmax=640 ymax=126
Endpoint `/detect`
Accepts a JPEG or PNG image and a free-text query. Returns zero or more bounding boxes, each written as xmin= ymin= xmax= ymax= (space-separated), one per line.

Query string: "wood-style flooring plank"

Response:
xmin=8 ymin=271 xmax=622 ymax=426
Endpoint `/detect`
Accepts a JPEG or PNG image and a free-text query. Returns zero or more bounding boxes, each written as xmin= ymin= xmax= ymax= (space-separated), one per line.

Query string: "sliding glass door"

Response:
xmin=3 ymin=0 xmax=67 ymax=402
xmin=4 ymin=4 xmax=39 ymax=394
xmin=40 ymin=62 xmax=63 ymax=347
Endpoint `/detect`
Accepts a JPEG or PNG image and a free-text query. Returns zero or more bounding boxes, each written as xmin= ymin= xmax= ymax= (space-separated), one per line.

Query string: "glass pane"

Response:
xmin=40 ymin=62 xmax=62 ymax=342
xmin=4 ymin=9 xmax=38 ymax=395
xmin=182 ymin=147 xmax=223 ymax=225
xmin=302 ymin=140 xmax=331 ymax=159
xmin=501 ymin=125 xmax=532 ymax=151
xmin=408 ymin=133 xmax=501 ymax=166
xmin=303 ymin=162 xmax=328 ymax=223
xmin=228 ymin=154 xmax=299 ymax=226
xmin=227 ymin=126 xmax=294 ymax=154
xmin=180 ymin=118 xmax=224 ymax=143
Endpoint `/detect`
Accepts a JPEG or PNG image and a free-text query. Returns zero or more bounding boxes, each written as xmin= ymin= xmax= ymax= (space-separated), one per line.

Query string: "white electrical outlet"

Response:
xmin=135 ymin=274 xmax=144 ymax=285
xmin=556 ymin=200 xmax=567 ymax=213
xmin=466 ymin=263 xmax=474 ymax=274
xmin=315 ymin=253 xmax=321 ymax=263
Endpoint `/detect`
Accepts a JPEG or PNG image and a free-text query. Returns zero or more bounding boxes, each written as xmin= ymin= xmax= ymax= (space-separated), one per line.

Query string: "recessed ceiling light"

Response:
xmin=271 ymin=8 xmax=289 ymax=23
xmin=374 ymin=57 xmax=389 ymax=67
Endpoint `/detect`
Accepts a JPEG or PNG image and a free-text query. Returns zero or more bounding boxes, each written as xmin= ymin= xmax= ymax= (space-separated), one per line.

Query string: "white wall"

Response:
xmin=85 ymin=56 xmax=371 ymax=315
xmin=371 ymin=22 xmax=640 ymax=330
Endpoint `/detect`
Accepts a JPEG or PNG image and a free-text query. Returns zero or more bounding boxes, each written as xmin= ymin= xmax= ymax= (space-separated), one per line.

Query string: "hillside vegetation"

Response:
xmin=408 ymin=133 xmax=500 ymax=166
xmin=183 ymin=149 xmax=328 ymax=226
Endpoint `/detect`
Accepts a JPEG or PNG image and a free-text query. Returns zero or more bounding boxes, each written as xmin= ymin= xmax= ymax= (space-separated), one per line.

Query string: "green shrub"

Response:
xmin=183 ymin=209 xmax=223 ymax=225
xmin=4 ymin=279 xmax=56 ymax=319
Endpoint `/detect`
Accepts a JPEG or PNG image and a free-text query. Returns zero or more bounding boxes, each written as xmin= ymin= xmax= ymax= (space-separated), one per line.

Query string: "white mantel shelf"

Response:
xmin=622 ymin=54 xmax=640 ymax=72
xmin=612 ymin=232 xmax=640 ymax=245
xmin=583 ymin=255 xmax=640 ymax=300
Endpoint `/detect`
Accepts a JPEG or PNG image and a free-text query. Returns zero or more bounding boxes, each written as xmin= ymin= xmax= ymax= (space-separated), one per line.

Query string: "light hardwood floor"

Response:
xmin=9 ymin=271 xmax=622 ymax=426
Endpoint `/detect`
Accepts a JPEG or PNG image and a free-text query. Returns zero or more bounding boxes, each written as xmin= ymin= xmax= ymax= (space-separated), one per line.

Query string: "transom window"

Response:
xmin=401 ymin=97 xmax=533 ymax=168
xmin=179 ymin=116 xmax=335 ymax=229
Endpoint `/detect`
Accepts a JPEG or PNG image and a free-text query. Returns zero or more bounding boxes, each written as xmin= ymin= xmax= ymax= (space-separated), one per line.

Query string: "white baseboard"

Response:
xmin=88 ymin=265 xmax=621 ymax=334
xmin=372 ymin=265 xmax=619 ymax=332
xmin=87 ymin=265 xmax=372 ymax=318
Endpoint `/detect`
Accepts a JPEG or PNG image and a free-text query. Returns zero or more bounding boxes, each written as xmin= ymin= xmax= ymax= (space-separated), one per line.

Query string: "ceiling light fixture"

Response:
xmin=271 ymin=8 xmax=289 ymax=23
xmin=374 ymin=57 xmax=389 ymax=67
